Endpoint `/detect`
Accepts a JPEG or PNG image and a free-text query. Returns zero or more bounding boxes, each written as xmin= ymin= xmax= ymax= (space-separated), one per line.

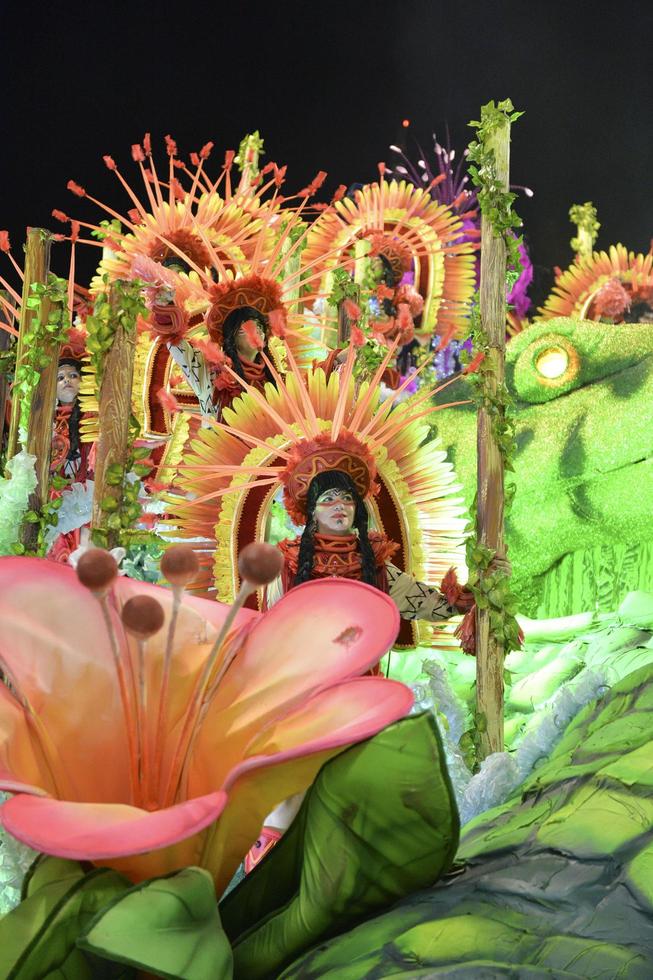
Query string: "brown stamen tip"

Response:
xmin=76 ymin=549 xmax=118 ymax=593
xmin=238 ymin=542 xmax=284 ymax=587
xmin=121 ymin=595 xmax=165 ymax=638
xmin=160 ymin=545 xmax=200 ymax=587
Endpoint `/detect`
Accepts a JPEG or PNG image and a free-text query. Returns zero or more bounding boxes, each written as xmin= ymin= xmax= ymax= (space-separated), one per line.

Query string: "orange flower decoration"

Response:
xmin=0 ymin=558 xmax=411 ymax=894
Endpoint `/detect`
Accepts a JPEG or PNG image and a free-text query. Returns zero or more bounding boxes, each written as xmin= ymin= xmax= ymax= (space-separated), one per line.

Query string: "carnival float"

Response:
xmin=1 ymin=103 xmax=652 ymax=978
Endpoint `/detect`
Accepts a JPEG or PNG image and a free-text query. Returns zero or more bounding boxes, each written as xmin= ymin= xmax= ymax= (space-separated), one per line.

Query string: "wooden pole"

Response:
xmin=6 ymin=229 xmax=53 ymax=464
xmin=5 ymin=230 xmax=61 ymax=551
xmin=337 ymin=286 xmax=360 ymax=347
xmin=92 ymin=284 xmax=137 ymax=549
xmin=476 ymin=115 xmax=511 ymax=758
xmin=0 ymin=293 xmax=13 ymax=452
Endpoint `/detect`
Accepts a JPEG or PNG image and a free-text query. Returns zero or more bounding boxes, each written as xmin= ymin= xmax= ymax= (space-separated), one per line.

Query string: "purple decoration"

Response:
xmin=387 ymin=133 xmax=535 ymax=318
xmin=507 ymin=238 xmax=534 ymax=318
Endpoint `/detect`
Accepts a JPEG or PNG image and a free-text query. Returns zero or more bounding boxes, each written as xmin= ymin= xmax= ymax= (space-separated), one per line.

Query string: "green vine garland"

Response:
xmin=92 ymin=431 xmax=155 ymax=550
xmin=327 ymin=265 xmax=390 ymax=380
xmin=467 ymin=99 xmax=524 ymax=276
xmin=462 ymin=102 xmax=524 ymax=663
xmin=87 ymin=279 xmax=151 ymax=549
xmin=15 ymin=274 xmax=70 ymax=440
xmin=85 ymin=276 xmax=146 ymax=388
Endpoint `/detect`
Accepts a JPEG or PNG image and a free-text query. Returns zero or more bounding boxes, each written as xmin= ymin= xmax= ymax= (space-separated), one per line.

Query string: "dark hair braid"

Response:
xmin=67 ymin=398 xmax=81 ymax=461
xmin=292 ymin=470 xmax=379 ymax=588
xmin=222 ymin=306 xmax=275 ymax=384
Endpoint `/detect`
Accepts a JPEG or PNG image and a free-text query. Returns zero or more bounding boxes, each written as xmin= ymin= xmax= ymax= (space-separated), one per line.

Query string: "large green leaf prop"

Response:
xmin=221 ymin=713 xmax=459 ymax=980
xmin=0 ymin=854 xmax=131 ymax=978
xmin=78 ymin=868 xmax=233 ymax=980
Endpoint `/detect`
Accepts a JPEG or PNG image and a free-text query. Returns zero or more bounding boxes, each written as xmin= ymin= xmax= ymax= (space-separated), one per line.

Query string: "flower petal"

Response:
xmin=195 ymin=675 xmax=413 ymax=893
xmin=0 ymin=558 xmax=132 ymax=802
xmin=0 ymin=788 xmax=228 ymax=860
xmin=0 ymin=680 xmax=53 ymax=796
xmin=201 ymin=579 xmax=400 ymax=777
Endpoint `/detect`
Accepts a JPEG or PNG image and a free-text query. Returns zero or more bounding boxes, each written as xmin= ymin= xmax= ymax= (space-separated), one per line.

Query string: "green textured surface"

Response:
xmin=0 ymin=855 xmax=131 ymax=979
xmin=280 ymin=663 xmax=653 ymax=978
xmin=221 ymin=715 xmax=459 ymax=980
xmin=432 ymin=318 xmax=653 ymax=616
xmin=79 ymin=867 xmax=232 ymax=980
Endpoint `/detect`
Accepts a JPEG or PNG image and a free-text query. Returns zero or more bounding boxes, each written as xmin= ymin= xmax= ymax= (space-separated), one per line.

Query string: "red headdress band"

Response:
xmin=206 ymin=273 xmax=287 ymax=345
xmin=59 ymin=327 xmax=87 ymax=362
xmin=280 ymin=430 xmax=378 ymax=525
xmin=149 ymin=228 xmax=213 ymax=272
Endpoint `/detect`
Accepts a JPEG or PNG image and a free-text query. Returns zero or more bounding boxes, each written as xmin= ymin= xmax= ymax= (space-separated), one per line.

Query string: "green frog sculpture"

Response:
xmin=433 ymin=317 xmax=653 ymax=617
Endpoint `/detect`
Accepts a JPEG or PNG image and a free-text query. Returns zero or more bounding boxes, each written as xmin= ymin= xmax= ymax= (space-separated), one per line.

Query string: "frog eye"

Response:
xmin=535 ymin=345 xmax=569 ymax=380
xmin=528 ymin=335 xmax=580 ymax=391
xmin=511 ymin=330 xmax=582 ymax=403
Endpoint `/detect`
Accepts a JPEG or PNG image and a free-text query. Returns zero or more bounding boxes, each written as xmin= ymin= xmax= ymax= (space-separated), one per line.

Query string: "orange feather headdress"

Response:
xmin=206 ymin=274 xmax=287 ymax=346
xmin=280 ymin=430 xmax=378 ymax=525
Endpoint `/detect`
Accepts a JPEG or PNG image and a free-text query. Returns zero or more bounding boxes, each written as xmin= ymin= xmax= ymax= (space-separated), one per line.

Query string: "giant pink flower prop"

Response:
xmin=0 ymin=557 xmax=411 ymax=894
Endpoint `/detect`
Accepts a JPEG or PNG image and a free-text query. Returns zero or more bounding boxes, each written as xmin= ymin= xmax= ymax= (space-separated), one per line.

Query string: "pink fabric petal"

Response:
xmin=0 ymin=558 xmax=131 ymax=802
xmin=202 ymin=579 xmax=400 ymax=766
xmin=109 ymin=576 xmax=259 ymax=802
xmin=111 ymin=575 xmax=258 ymax=633
xmin=0 ymin=788 xmax=228 ymax=860
xmin=0 ymin=668 xmax=54 ymax=797
xmin=195 ymin=676 xmax=413 ymax=892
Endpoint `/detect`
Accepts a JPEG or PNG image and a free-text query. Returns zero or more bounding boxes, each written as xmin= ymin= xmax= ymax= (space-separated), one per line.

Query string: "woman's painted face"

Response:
xmin=314 ymin=488 xmax=356 ymax=535
xmin=235 ymin=320 xmax=265 ymax=359
xmin=56 ymin=364 xmax=81 ymax=404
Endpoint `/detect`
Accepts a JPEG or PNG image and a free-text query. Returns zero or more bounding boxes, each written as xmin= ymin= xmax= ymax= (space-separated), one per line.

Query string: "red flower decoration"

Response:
xmin=350 ymin=325 xmax=365 ymax=347
xmin=242 ymin=319 xmax=264 ymax=350
xmin=462 ymin=352 xmax=486 ymax=375
xmin=343 ymin=299 xmax=361 ymax=322
xmin=157 ymin=389 xmax=180 ymax=413
xmin=268 ymin=308 xmax=287 ymax=338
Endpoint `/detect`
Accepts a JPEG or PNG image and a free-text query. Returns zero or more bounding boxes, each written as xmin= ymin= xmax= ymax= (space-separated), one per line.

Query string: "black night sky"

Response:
xmin=1 ymin=0 xmax=651 ymax=307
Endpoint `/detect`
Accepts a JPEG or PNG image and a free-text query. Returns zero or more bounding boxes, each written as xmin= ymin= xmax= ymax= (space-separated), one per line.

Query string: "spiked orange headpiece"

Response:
xmin=206 ymin=274 xmax=287 ymax=345
xmin=280 ymin=430 xmax=378 ymax=525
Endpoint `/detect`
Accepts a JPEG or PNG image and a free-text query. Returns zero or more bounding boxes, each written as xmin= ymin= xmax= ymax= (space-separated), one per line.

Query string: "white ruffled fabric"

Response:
xmin=0 ymin=451 xmax=37 ymax=556
xmin=43 ymin=481 xmax=95 ymax=550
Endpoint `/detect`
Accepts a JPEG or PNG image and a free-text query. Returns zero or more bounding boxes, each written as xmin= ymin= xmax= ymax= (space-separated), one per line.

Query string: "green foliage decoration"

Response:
xmin=10 ymin=473 xmax=71 ymax=557
xmin=569 ymin=201 xmax=600 ymax=254
xmin=221 ymin=714 xmax=459 ymax=980
xmin=460 ymin=99 xmax=525 ymax=757
xmin=90 ymin=218 xmax=122 ymax=242
xmin=326 ymin=265 xmax=392 ymax=381
xmin=14 ymin=274 xmax=70 ymax=439
xmin=234 ymin=131 xmax=265 ymax=174
xmin=85 ymin=276 xmax=146 ymax=388
xmin=467 ymin=99 xmax=524 ymax=275
xmin=91 ymin=436 xmax=154 ymax=550
xmin=462 ymin=294 xmax=522 ymax=662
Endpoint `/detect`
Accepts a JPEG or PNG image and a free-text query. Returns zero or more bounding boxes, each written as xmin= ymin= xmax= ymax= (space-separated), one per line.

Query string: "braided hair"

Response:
xmin=293 ymin=470 xmax=379 ymax=588
xmin=222 ymin=306 xmax=275 ymax=384
xmin=58 ymin=357 xmax=82 ymax=461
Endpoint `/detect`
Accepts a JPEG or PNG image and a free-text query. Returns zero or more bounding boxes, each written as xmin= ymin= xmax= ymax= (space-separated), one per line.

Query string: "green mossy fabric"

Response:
xmin=221 ymin=714 xmax=459 ymax=980
xmin=280 ymin=664 xmax=653 ymax=978
xmin=79 ymin=867 xmax=233 ymax=980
